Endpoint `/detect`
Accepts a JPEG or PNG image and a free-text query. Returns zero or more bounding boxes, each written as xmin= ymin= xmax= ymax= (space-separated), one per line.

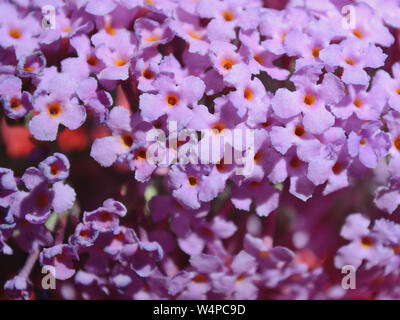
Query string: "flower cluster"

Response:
xmin=2 ymin=0 xmax=400 ymax=300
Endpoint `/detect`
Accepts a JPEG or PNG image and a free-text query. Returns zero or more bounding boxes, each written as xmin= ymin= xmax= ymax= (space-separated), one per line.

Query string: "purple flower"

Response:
xmin=0 ymin=75 xmax=32 ymax=119
xmin=83 ymin=198 xmax=127 ymax=232
xmin=40 ymin=244 xmax=79 ymax=280
xmin=12 ymin=166 xmax=75 ymax=224
xmin=4 ymin=276 xmax=34 ymax=300
xmin=0 ymin=168 xmax=18 ymax=207
xmin=38 ymin=153 xmax=70 ymax=183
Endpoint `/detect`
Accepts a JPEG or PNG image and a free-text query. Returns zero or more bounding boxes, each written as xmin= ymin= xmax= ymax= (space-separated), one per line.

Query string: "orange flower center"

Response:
xmin=222 ymin=10 xmax=234 ymax=21
xmin=193 ymin=274 xmax=207 ymax=283
xmin=361 ymin=236 xmax=373 ymax=249
xmin=244 ymin=88 xmax=253 ymax=100
xmin=62 ymin=27 xmax=72 ymax=33
xmin=259 ymin=251 xmax=270 ymax=258
xmin=188 ymin=176 xmax=198 ymax=187
xmin=303 ymin=94 xmax=315 ymax=106
xmin=135 ymin=147 xmax=147 ymax=160
xmin=353 ymin=29 xmax=363 ymax=39
xmin=9 ymin=98 xmax=21 ymax=110
xmin=353 ymin=99 xmax=362 ymax=108
xmin=80 ymin=230 xmax=90 ymax=239
xmin=222 ymin=58 xmax=234 ymax=70
xmin=360 ymin=138 xmax=367 ymax=146
xmin=86 ymin=56 xmax=98 ymax=66
xmin=396 ymin=88 xmax=400 ymax=95
xmin=311 ymin=47 xmax=320 ymax=58
xmin=393 ymin=137 xmax=400 ymax=151
xmin=115 ymin=59 xmax=127 ymax=67
xmin=121 ymin=134 xmax=133 ymax=148
xmin=289 ymin=156 xmax=301 ymax=169
xmin=254 ymin=54 xmax=263 ymax=65
xmin=99 ymin=211 xmax=113 ymax=222
xmin=294 ymin=125 xmax=306 ymax=138
xmin=47 ymin=103 xmax=62 ymax=117
xmin=212 ymin=122 xmax=225 ymax=134
xmin=105 ymin=24 xmax=116 ymax=35
xmin=166 ymin=94 xmax=179 ymax=107
xmin=254 ymin=151 xmax=262 ymax=163
xmin=189 ymin=31 xmax=201 ymax=40
xmin=50 ymin=163 xmax=59 ymax=176
xmin=236 ymin=274 xmax=246 ymax=283
xmin=332 ymin=161 xmax=342 ymax=175
xmin=345 ymin=58 xmax=355 ymax=66
xmin=36 ymin=194 xmax=49 ymax=208
xmin=9 ymin=29 xmax=21 ymax=39
xmin=142 ymin=68 xmax=154 ymax=79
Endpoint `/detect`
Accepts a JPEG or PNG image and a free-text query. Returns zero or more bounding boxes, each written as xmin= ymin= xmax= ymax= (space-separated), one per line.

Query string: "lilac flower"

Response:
xmin=335 ymin=214 xmax=391 ymax=270
xmin=139 ymin=74 xmax=204 ymax=124
xmin=29 ymin=74 xmax=86 ymax=141
xmin=196 ymin=0 xmax=260 ymax=42
xmin=95 ymin=31 xmax=136 ymax=81
xmin=168 ymin=164 xmax=225 ymax=210
xmin=374 ymin=177 xmax=400 ymax=214
xmin=345 ymin=3 xmax=394 ymax=47
xmin=320 ymin=39 xmax=386 ymax=85
xmin=348 ymin=121 xmax=391 ymax=169
xmin=90 ymin=106 xmax=136 ymax=167
xmin=62 ymin=35 xmax=105 ymax=81
xmin=0 ymin=3 xmax=41 ymax=58
xmin=373 ymin=63 xmax=400 ymax=113
xmin=231 ymin=177 xmax=280 ymax=217
xmin=332 ymin=85 xmax=386 ymax=121
xmin=271 ymin=73 xmax=344 ymax=135
xmin=169 ymin=9 xmax=209 ymax=56
xmin=76 ymin=77 xmax=112 ymax=123
xmin=135 ymin=18 xmax=173 ymax=50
